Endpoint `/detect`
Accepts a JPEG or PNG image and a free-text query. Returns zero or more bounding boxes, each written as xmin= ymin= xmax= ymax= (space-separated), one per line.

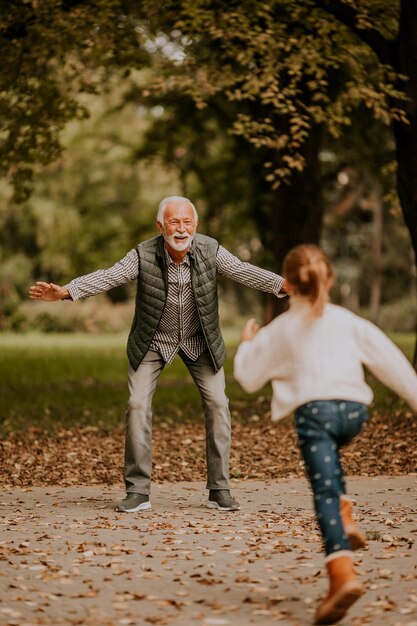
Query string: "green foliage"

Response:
xmin=134 ymin=93 xmax=259 ymax=246
xmin=0 ymin=253 xmax=33 ymax=314
xmin=1 ymin=0 xmax=416 ymax=340
xmin=143 ymin=0 xmax=406 ymax=187
xmin=0 ymin=0 xmax=407 ymax=197
xmin=0 ymin=0 xmax=150 ymax=200
xmin=320 ymin=105 xmax=415 ymax=311
xmin=0 ymin=79 xmax=182 ymax=325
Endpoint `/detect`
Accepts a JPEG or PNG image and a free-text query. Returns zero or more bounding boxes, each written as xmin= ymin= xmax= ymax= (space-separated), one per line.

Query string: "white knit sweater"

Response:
xmin=234 ymin=298 xmax=417 ymax=421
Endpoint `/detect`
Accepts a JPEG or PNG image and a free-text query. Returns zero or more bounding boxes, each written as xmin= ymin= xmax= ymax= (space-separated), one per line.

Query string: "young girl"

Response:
xmin=234 ymin=244 xmax=417 ymax=625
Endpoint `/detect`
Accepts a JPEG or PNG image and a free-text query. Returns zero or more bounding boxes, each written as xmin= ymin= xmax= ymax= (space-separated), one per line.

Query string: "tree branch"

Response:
xmin=312 ymin=0 xmax=397 ymax=68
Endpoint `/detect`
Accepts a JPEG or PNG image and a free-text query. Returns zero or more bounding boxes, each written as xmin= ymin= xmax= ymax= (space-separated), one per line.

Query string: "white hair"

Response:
xmin=157 ymin=196 xmax=198 ymax=223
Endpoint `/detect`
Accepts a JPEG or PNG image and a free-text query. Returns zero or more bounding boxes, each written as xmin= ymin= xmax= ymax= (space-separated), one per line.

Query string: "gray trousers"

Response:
xmin=124 ymin=349 xmax=231 ymax=495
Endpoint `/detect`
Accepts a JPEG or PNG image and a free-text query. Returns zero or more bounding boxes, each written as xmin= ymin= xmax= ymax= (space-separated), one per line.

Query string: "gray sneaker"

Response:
xmin=115 ymin=493 xmax=151 ymax=513
xmin=207 ymin=489 xmax=240 ymax=511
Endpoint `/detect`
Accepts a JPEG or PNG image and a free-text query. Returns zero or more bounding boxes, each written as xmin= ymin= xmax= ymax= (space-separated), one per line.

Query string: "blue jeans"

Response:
xmin=295 ymin=400 xmax=368 ymax=556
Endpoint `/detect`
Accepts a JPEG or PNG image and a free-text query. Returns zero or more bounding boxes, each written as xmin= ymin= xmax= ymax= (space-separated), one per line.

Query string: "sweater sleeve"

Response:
xmin=234 ymin=323 xmax=283 ymax=393
xmin=356 ymin=317 xmax=417 ymax=412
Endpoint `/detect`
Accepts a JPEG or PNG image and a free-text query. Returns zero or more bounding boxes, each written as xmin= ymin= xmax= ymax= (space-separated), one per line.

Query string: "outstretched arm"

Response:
xmin=29 ymin=249 xmax=140 ymax=302
xmin=216 ymin=246 xmax=286 ymax=296
xmin=29 ymin=282 xmax=70 ymax=301
xmin=357 ymin=317 xmax=417 ymax=412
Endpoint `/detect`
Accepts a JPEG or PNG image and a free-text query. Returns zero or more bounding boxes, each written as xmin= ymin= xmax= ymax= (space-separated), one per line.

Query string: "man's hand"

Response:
xmin=29 ymin=282 xmax=70 ymax=301
xmin=240 ymin=318 xmax=260 ymax=342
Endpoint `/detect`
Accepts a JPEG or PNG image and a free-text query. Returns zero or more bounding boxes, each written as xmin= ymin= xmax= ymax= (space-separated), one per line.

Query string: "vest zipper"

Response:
xmin=190 ymin=257 xmax=218 ymax=372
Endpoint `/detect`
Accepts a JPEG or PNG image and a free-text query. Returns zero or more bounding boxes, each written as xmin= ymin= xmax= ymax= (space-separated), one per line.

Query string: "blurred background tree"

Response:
xmin=0 ymin=0 xmax=416 ymax=361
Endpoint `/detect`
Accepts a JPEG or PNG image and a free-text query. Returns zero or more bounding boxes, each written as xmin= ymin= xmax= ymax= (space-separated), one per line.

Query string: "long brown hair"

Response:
xmin=283 ymin=244 xmax=334 ymax=317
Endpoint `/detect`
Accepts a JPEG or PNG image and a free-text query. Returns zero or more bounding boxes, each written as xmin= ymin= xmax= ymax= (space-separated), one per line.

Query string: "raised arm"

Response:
xmin=216 ymin=246 xmax=286 ymax=296
xmin=234 ymin=318 xmax=283 ymax=393
xmin=357 ymin=317 xmax=417 ymax=412
xmin=29 ymin=249 xmax=139 ymax=302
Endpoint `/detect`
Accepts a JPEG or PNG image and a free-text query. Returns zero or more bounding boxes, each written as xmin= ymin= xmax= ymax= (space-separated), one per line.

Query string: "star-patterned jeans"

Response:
xmin=295 ymin=400 xmax=368 ymax=556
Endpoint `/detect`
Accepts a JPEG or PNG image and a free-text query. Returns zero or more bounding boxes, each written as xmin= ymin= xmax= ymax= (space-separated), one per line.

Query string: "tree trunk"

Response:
xmin=313 ymin=0 xmax=417 ymax=365
xmin=393 ymin=0 xmax=417 ymax=366
xmin=250 ymin=125 xmax=323 ymax=322
xmin=369 ymin=188 xmax=383 ymax=323
xmin=393 ymin=120 xmax=417 ymax=366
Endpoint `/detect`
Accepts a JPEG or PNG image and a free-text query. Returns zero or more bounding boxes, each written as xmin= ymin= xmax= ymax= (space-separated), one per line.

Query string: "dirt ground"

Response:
xmin=0 ymin=476 xmax=416 ymax=626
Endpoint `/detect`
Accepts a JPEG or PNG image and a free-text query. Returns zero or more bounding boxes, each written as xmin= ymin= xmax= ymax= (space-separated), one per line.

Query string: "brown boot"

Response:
xmin=315 ymin=555 xmax=364 ymax=624
xmin=340 ymin=496 xmax=367 ymax=551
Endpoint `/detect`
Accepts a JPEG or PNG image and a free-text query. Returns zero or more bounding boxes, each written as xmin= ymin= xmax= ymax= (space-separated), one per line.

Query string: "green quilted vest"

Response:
xmin=127 ymin=233 xmax=226 ymax=372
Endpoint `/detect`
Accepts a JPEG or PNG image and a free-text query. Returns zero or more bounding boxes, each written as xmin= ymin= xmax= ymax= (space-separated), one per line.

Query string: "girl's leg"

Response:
xmin=296 ymin=400 xmax=368 ymax=624
xmin=296 ymin=401 xmax=350 ymax=556
xmin=295 ymin=400 xmax=368 ymax=557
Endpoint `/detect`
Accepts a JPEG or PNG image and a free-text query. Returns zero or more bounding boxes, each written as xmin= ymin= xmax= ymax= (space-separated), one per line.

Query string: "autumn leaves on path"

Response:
xmin=0 ymin=477 xmax=416 ymax=626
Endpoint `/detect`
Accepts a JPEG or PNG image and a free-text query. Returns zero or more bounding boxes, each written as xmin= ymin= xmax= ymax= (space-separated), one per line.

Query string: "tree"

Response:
xmin=142 ymin=0 xmax=417 ymax=353
xmin=0 ymin=78 xmax=182 ymax=328
xmin=133 ymin=89 xmax=323 ymax=318
xmin=0 ymin=0 xmax=149 ymax=200
xmin=313 ymin=0 xmax=417 ymax=361
xmin=1 ymin=1 xmax=417 ymax=355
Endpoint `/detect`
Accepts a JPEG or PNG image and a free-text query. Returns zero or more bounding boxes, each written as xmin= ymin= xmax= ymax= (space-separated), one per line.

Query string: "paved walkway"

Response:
xmin=0 ymin=476 xmax=416 ymax=626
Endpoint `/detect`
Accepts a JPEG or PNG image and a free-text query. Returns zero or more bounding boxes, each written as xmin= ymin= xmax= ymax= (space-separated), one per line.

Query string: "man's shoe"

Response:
xmin=207 ymin=489 xmax=240 ymax=511
xmin=115 ymin=493 xmax=151 ymax=513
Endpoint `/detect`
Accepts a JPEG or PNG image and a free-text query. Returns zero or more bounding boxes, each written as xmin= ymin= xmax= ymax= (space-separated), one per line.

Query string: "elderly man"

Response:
xmin=30 ymin=196 xmax=286 ymax=512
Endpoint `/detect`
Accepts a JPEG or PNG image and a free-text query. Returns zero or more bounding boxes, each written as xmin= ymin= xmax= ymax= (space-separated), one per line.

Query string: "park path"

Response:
xmin=0 ymin=476 xmax=416 ymax=626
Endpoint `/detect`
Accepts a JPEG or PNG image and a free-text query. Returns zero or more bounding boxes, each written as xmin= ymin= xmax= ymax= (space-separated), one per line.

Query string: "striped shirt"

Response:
xmin=66 ymin=243 xmax=285 ymax=364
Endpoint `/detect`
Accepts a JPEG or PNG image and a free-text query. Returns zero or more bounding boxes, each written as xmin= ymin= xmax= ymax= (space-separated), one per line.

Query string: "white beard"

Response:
xmin=164 ymin=231 xmax=195 ymax=251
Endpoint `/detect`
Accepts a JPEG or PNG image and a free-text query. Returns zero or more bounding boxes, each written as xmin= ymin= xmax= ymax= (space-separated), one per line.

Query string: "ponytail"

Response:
xmin=283 ymin=245 xmax=333 ymax=317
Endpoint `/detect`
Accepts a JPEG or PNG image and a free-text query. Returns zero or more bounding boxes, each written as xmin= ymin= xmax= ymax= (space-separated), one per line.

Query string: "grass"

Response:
xmin=0 ymin=333 xmax=128 ymax=433
xmin=0 ymin=330 xmax=414 ymax=434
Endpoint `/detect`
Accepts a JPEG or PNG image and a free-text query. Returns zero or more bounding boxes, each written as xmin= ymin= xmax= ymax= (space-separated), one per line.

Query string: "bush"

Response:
xmin=29 ymin=311 xmax=87 ymax=333
xmin=377 ymin=296 xmax=417 ymax=332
